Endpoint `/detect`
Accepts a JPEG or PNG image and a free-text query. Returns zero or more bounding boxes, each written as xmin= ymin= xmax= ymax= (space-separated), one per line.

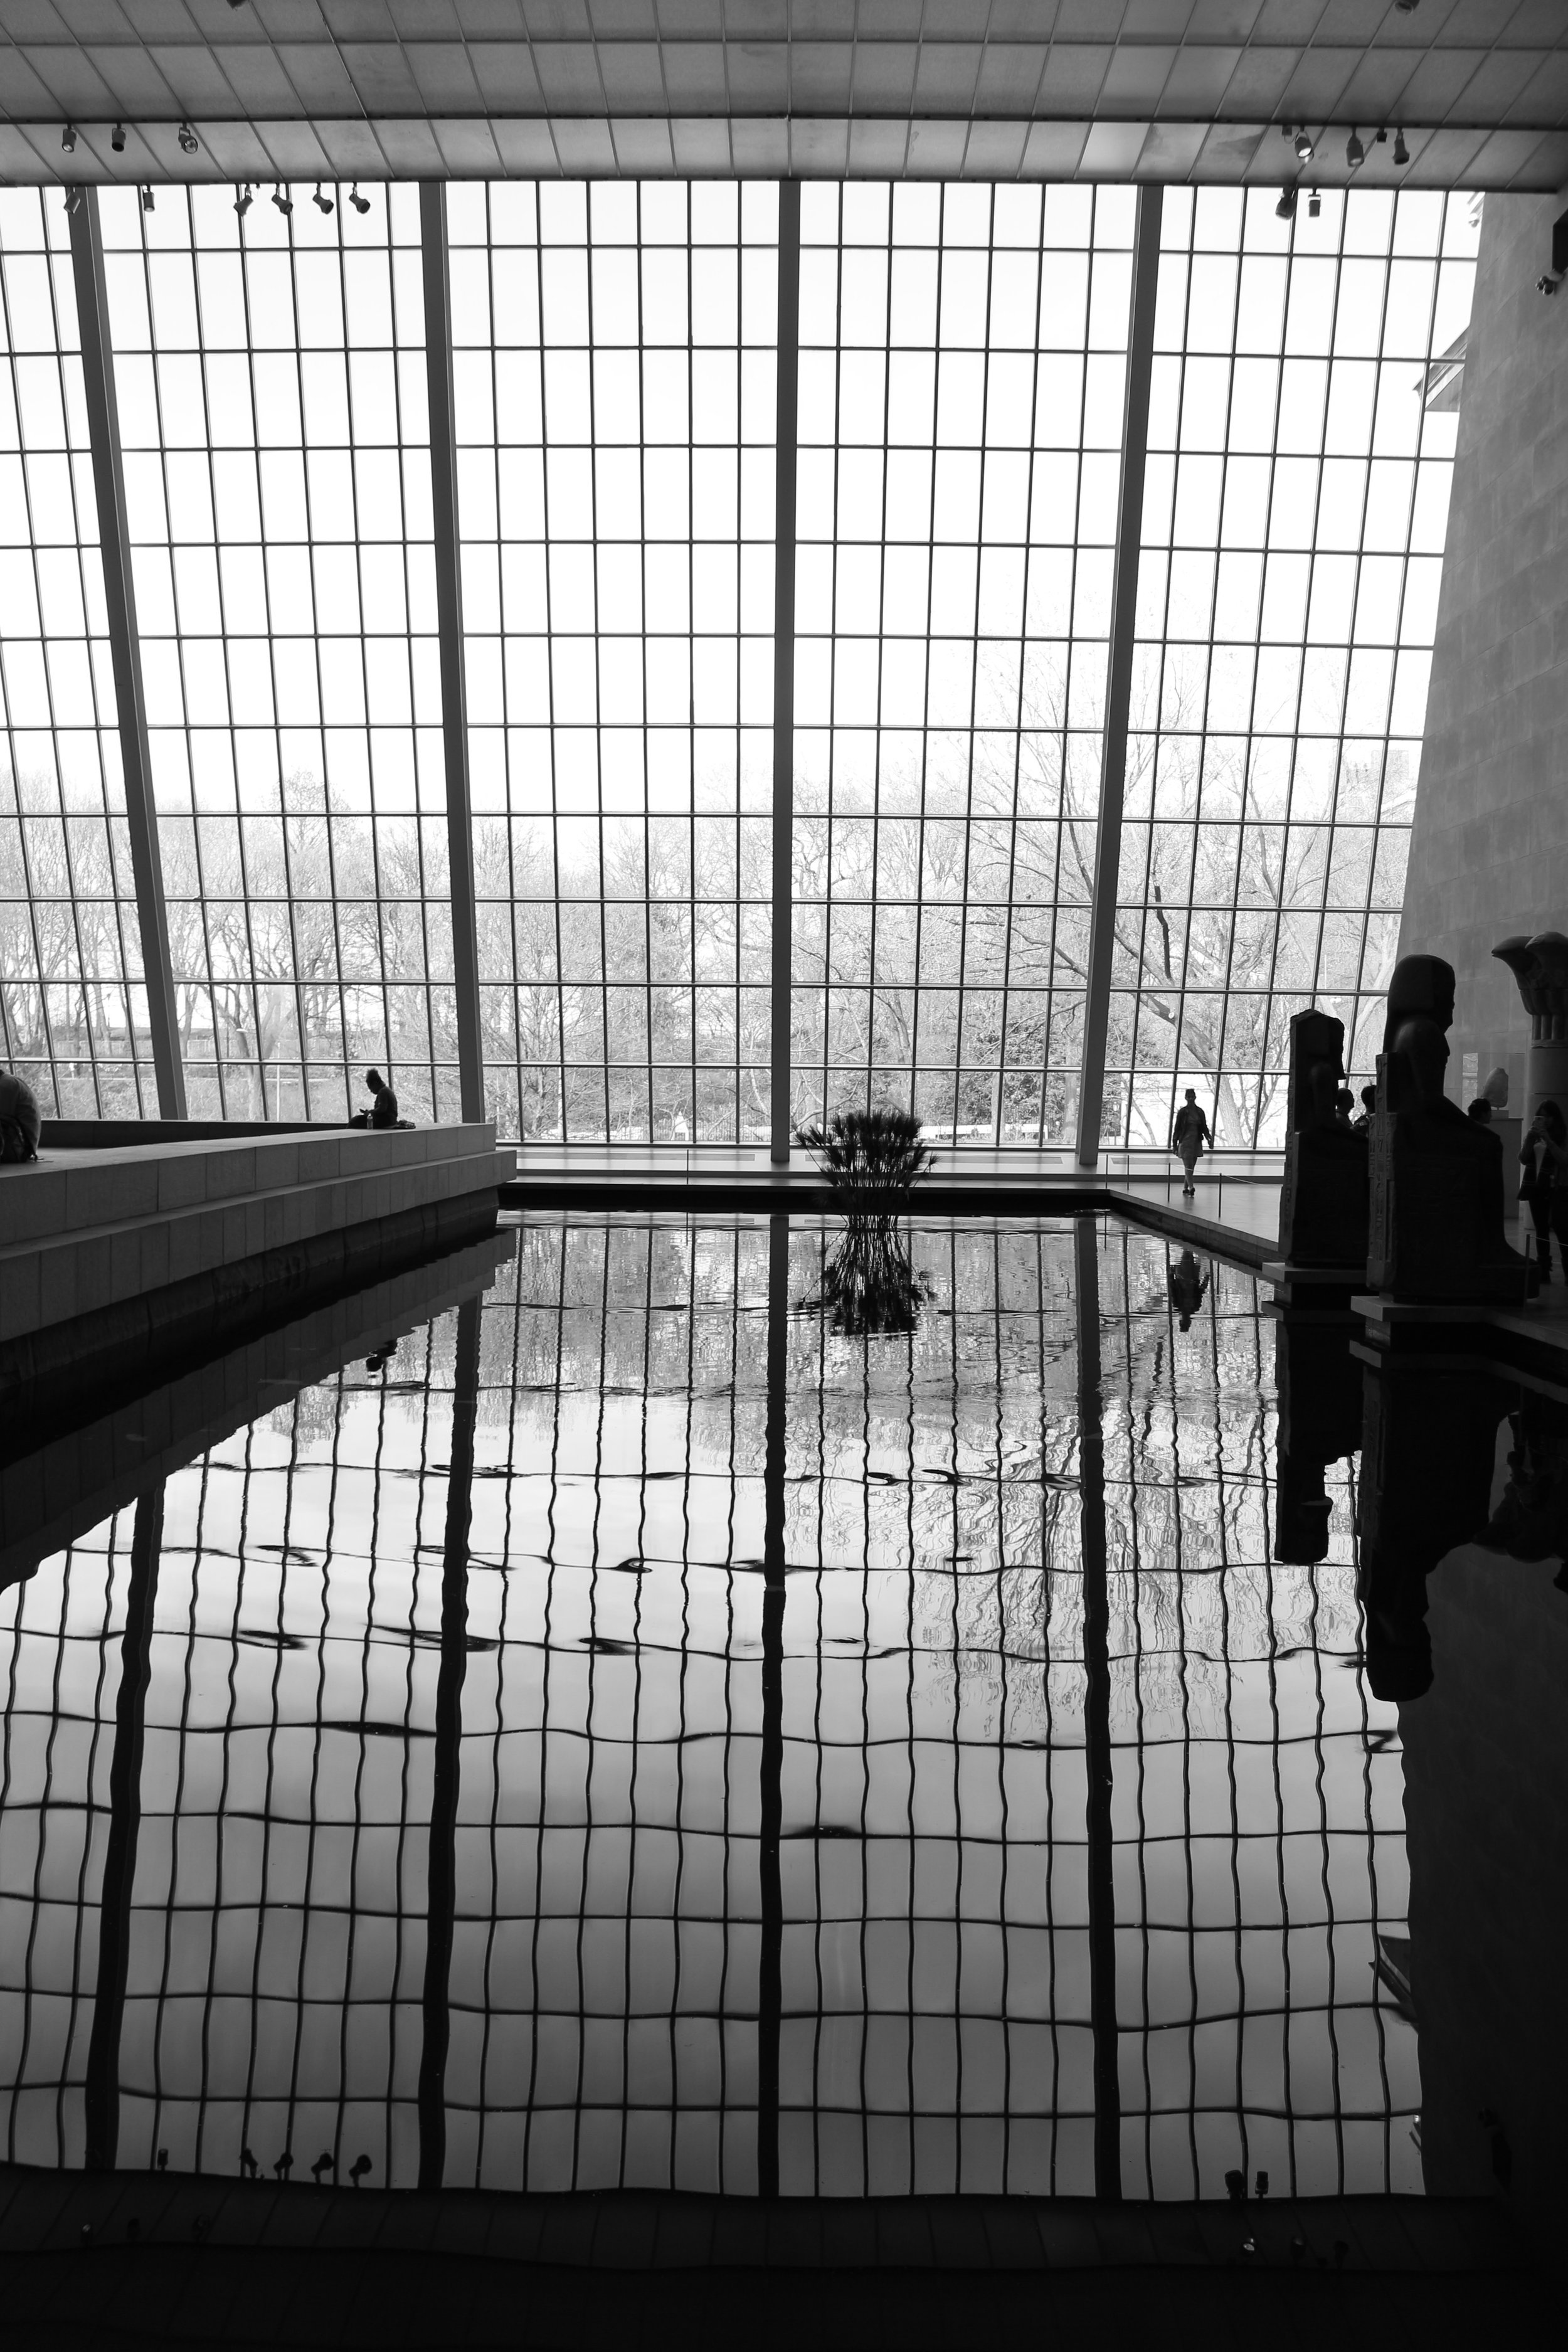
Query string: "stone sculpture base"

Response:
xmin=1276 ymin=1126 xmax=1369 ymax=1271
xmin=1367 ymin=1107 xmax=1530 ymax=1305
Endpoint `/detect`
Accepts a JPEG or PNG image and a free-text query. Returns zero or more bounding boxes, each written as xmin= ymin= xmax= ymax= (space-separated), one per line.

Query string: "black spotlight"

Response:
xmin=349 ymin=185 xmax=371 ymax=215
xmin=1293 ymin=129 xmax=1313 ymax=164
xmin=1276 ymin=184 xmax=1297 ymax=222
xmin=235 ymin=184 xmax=253 ymax=217
xmin=1346 ymin=128 xmax=1365 ymax=171
xmin=272 ymin=184 xmax=293 ymax=216
xmin=64 ymin=183 xmax=85 ymax=216
xmin=1394 ymin=128 xmax=1409 ymax=167
xmin=313 ymin=183 xmax=334 ymax=215
xmin=140 ymin=186 xmax=155 ymax=213
xmin=111 ymin=122 xmax=126 ymax=153
xmin=178 ymin=122 xmax=198 ymax=156
xmin=61 ymin=123 xmax=77 ymax=154
xmin=1308 ymin=189 xmax=1321 ymax=219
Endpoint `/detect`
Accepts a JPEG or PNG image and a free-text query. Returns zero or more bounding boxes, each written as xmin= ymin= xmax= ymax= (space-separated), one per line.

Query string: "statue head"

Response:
xmin=1482 ymin=1065 xmax=1510 ymax=1108
xmin=1286 ymin=1009 xmax=1345 ymax=1134
xmin=1382 ymin=954 xmax=1456 ymax=1062
xmin=1385 ymin=1012 xmax=1449 ymax=1110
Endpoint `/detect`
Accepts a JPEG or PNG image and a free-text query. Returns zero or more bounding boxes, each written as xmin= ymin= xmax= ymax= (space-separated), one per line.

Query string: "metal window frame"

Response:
xmin=1074 ymin=184 xmax=1162 ymax=1169
xmin=66 ymin=184 xmax=188 ymax=1121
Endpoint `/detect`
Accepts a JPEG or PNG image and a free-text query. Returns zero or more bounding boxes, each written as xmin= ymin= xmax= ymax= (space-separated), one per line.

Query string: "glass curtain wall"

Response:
xmin=0 ymin=189 xmax=157 ymax=1117
xmin=450 ymin=182 xmax=778 ymax=1146
xmin=2 ymin=178 xmax=1476 ymax=1147
xmin=102 ymin=181 xmax=458 ymax=1123
xmin=1105 ymin=186 xmax=1475 ymax=1149
xmin=792 ymin=182 xmax=1131 ymax=1146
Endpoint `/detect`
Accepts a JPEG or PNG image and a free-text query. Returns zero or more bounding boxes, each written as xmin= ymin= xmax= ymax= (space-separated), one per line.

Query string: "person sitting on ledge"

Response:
xmin=1352 ymin=1082 xmax=1377 ymax=1133
xmin=0 ymin=1070 xmax=41 ymax=1163
xmin=349 ymin=1067 xmax=401 ymax=1130
xmin=1334 ymin=1087 xmax=1357 ymax=1131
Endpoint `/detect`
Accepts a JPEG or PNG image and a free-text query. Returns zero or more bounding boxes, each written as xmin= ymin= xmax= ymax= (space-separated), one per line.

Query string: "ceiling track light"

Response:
xmin=272 ymin=184 xmax=293 ymax=216
xmin=64 ymin=183 xmax=84 ymax=217
xmin=349 ymin=184 xmax=371 ymax=214
xmin=1394 ymin=128 xmax=1410 ymax=167
xmin=1308 ymin=189 xmax=1321 ymax=218
xmin=1294 ymin=127 xmax=1314 ymax=163
xmin=1275 ymin=183 xmax=1297 ymax=222
xmin=1346 ymin=127 xmax=1365 ymax=171
xmin=140 ymin=185 xmax=154 ymax=213
xmin=313 ymin=183 xmax=334 ymax=215
xmin=61 ymin=122 xmax=77 ymax=154
xmin=235 ymin=183 xmax=253 ymax=217
xmin=178 ymin=121 xmax=198 ymax=156
xmin=111 ymin=122 xmax=126 ymax=153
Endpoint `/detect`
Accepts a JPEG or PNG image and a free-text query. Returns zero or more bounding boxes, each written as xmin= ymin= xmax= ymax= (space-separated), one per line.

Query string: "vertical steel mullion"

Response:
xmin=68 ymin=184 xmax=187 ymax=1119
xmin=585 ymin=198 xmax=612 ymax=1146
xmin=1073 ymin=1214 xmax=1120 ymax=2200
xmin=1201 ymin=214 xmax=1253 ymax=1145
xmin=769 ymin=178 xmax=800 ymax=1165
xmin=950 ymin=195 xmax=995 ymax=1145
xmin=685 ymin=204 xmax=698 ymax=1143
xmin=420 ymin=179 xmax=486 ymax=1126
xmin=821 ymin=191 xmax=842 ymax=1133
xmin=996 ymin=210 xmax=1049 ymax=1149
xmin=1074 ymin=186 xmax=1162 ymax=1169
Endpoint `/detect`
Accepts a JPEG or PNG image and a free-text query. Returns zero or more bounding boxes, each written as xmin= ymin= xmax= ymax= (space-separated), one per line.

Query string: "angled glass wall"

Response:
xmin=1 ymin=177 xmax=1476 ymax=1149
xmin=101 ymin=181 xmax=457 ymax=1123
xmin=0 ymin=189 xmax=157 ymax=1117
xmin=449 ymin=181 xmax=778 ymax=1146
xmin=792 ymin=182 xmax=1131 ymax=1146
xmin=1104 ymin=186 xmax=1476 ymax=1149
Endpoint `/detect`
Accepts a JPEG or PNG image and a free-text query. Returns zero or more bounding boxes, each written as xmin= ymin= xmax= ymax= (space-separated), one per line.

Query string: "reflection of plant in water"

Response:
xmin=811 ymin=1222 xmax=931 ymax=1337
xmin=796 ymin=1108 xmax=938 ymax=1337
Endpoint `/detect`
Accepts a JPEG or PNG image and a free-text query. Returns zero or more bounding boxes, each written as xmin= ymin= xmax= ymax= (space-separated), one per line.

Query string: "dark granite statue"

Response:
xmin=1365 ymin=955 xmax=1530 ymax=1303
xmin=1273 ymin=1315 xmax=1363 ymax=1565
xmin=1357 ymin=1359 xmax=1511 ymax=1700
xmin=1275 ymin=1009 xmax=1369 ymax=1269
xmin=0 ymin=1071 xmax=41 ymax=1163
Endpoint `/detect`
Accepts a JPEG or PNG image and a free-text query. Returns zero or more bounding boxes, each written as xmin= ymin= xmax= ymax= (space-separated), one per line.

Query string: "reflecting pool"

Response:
xmin=0 ymin=1215 xmax=1483 ymax=2204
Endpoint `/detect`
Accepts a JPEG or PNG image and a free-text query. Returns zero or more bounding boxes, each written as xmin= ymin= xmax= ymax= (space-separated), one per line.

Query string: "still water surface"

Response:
xmin=0 ymin=1217 xmax=1417 ymax=2201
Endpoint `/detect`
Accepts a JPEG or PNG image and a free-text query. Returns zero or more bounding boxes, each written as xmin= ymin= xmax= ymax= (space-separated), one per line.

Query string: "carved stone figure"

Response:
xmin=1366 ymin=954 xmax=1530 ymax=1303
xmin=1275 ymin=1009 xmax=1369 ymax=1269
xmin=0 ymin=1071 xmax=40 ymax=1163
xmin=1493 ymin=931 xmax=1568 ymax=1128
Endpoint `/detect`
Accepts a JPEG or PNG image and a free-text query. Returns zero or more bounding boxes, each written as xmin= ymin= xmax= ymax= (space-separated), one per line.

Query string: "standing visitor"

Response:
xmin=1170 ymin=1088 xmax=1211 ymax=1199
xmin=1520 ymin=1100 xmax=1567 ymax=1281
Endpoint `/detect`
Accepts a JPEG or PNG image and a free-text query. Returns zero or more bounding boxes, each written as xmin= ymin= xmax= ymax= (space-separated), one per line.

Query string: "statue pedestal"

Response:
xmin=1367 ymin=1105 xmax=1530 ymax=1306
xmin=1277 ymin=1126 xmax=1369 ymax=1272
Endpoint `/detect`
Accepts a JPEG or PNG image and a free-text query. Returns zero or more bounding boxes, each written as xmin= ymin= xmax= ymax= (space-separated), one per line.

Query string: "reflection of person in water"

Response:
xmin=1168 ymin=1248 xmax=1210 ymax=1332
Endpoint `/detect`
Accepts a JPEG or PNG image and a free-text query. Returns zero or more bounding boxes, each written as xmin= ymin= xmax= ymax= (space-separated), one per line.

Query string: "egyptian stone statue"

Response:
xmin=1366 ymin=954 xmax=1530 ymax=1302
xmin=1493 ymin=930 xmax=1568 ymax=1126
xmin=0 ymin=1070 xmax=40 ymax=1163
xmin=1275 ymin=1008 xmax=1369 ymax=1269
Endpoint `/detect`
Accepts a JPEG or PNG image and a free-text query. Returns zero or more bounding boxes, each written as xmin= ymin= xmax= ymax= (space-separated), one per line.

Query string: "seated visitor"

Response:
xmin=349 ymin=1067 xmax=401 ymax=1129
xmin=1333 ymin=1087 xmax=1357 ymax=1131
xmin=1352 ymin=1082 xmax=1377 ymax=1133
xmin=0 ymin=1070 xmax=41 ymax=1163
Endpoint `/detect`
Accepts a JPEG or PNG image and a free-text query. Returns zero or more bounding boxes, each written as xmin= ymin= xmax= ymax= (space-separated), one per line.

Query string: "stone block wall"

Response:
xmin=1401 ymin=192 xmax=1568 ymax=1103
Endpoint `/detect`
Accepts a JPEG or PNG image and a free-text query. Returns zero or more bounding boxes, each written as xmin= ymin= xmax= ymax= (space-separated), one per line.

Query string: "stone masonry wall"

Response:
xmin=1400 ymin=193 xmax=1568 ymax=1104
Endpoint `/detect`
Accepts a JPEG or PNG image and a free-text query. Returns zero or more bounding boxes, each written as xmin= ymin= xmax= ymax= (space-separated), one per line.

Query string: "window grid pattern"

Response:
xmin=791 ymin=181 xmax=1133 ymax=1147
xmin=450 ymin=181 xmax=779 ymax=1147
xmin=0 ymin=188 xmax=156 ymax=1118
xmin=103 ymin=181 xmax=459 ymax=1123
xmin=1106 ymin=184 xmax=1476 ymax=1148
xmin=0 ymin=1219 xmax=1414 ymax=2199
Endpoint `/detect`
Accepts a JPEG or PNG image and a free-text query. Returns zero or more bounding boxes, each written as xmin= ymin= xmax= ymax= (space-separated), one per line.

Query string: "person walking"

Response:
xmin=1520 ymin=1099 xmax=1568 ymax=1282
xmin=1170 ymin=1088 xmax=1211 ymax=1198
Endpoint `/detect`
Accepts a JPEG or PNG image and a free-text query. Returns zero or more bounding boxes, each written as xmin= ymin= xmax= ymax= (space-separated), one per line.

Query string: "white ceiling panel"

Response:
xmin=1 ymin=5 xmax=1564 ymax=189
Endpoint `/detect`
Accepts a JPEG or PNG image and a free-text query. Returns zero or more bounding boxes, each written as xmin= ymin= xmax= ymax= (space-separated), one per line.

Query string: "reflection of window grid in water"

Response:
xmin=0 ymin=1222 xmax=1412 ymax=2196
xmin=1094 ymin=1226 xmax=1413 ymax=2198
xmin=452 ymin=183 xmax=777 ymax=1150
xmin=0 ymin=192 xmax=154 ymax=1118
xmin=458 ymin=1222 xmax=768 ymax=2192
xmin=0 ymin=1519 xmax=126 ymax=2165
xmin=792 ymin=184 xmax=1131 ymax=1147
xmin=1112 ymin=188 xmax=1472 ymax=1150
xmin=104 ymin=184 xmax=452 ymax=1124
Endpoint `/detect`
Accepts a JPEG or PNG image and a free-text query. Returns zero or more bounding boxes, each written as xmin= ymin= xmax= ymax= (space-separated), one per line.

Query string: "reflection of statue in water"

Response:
xmin=1357 ymin=1360 xmax=1511 ymax=1700
xmin=1479 ymin=1393 xmax=1568 ymax=1590
xmin=0 ymin=1071 xmax=41 ymax=1163
xmin=1276 ymin=1010 xmax=1369 ymax=1269
xmin=1167 ymin=1247 xmax=1209 ymax=1333
xmin=1366 ymin=955 xmax=1530 ymax=1303
xmin=1273 ymin=1316 xmax=1362 ymax=1565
